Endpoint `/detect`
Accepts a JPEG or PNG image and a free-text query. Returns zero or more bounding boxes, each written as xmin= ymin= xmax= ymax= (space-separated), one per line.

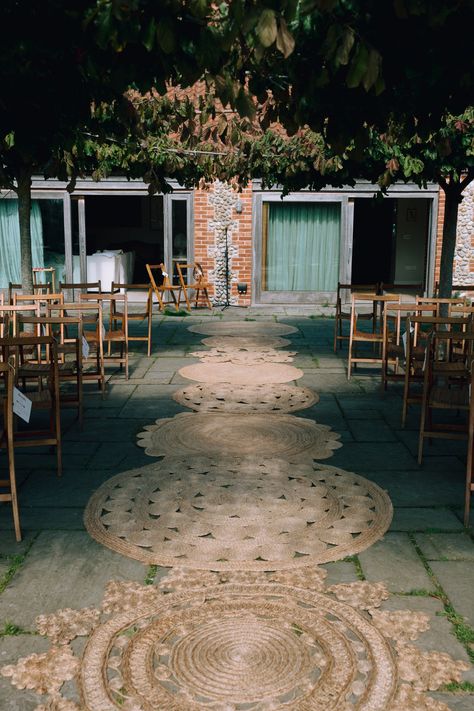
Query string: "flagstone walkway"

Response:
xmin=0 ymin=308 xmax=473 ymax=709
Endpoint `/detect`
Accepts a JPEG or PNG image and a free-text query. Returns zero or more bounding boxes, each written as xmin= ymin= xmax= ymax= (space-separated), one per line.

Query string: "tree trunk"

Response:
xmin=437 ymin=182 xmax=462 ymax=313
xmin=16 ymin=167 xmax=34 ymax=294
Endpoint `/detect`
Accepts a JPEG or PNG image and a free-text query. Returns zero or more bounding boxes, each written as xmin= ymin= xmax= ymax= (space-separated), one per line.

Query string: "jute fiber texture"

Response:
xmin=179 ymin=361 xmax=304 ymax=384
xmin=172 ymin=382 xmax=319 ymax=414
xmin=137 ymin=412 xmax=341 ymax=460
xmin=201 ymin=335 xmax=292 ymax=349
xmin=84 ymin=457 xmax=392 ymax=569
xmin=2 ymin=569 xmax=468 ymax=711
xmin=189 ymin=347 xmax=296 ymax=364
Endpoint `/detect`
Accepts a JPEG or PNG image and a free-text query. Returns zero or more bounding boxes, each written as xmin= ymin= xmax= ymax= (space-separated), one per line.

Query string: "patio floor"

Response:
xmin=0 ymin=307 xmax=473 ymax=709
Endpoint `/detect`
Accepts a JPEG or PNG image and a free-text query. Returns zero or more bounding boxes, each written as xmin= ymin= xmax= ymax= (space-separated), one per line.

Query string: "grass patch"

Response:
xmin=441 ymin=681 xmax=474 ymax=693
xmin=163 ymin=309 xmax=190 ymax=317
xmin=399 ymin=588 xmax=433 ymax=597
xmin=409 ymin=533 xmax=474 ymax=663
xmin=244 ymin=317 xmax=256 ymax=322
xmin=0 ymin=622 xmax=34 ymax=637
xmin=312 ymin=356 xmax=320 ymax=366
xmin=342 ymin=555 xmax=366 ymax=580
xmin=144 ymin=565 xmax=158 ymax=585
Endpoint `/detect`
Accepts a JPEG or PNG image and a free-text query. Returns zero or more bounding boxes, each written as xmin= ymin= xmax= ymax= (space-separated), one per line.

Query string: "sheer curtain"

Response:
xmin=265 ymin=202 xmax=341 ymax=291
xmin=0 ymin=200 xmax=44 ymax=287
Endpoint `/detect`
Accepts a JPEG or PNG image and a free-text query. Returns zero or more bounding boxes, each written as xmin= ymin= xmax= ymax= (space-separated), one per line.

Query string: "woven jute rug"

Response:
xmin=3 ymin=570 xmax=468 ymax=711
xmin=84 ymin=457 xmax=391 ymax=569
xmin=137 ymin=413 xmax=341 ymax=460
xmin=202 ymin=335 xmax=291 ymax=349
xmin=190 ymin=347 xmax=296 ymax=364
xmin=188 ymin=321 xmax=298 ymax=336
xmin=179 ymin=361 xmax=304 ymax=384
xmin=173 ymin=382 xmax=319 ymax=414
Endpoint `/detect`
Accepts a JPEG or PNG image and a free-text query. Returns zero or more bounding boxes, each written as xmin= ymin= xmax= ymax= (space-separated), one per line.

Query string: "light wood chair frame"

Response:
xmin=464 ymin=359 xmax=474 ymax=526
xmin=146 ymin=263 xmax=181 ymax=312
xmin=333 ymin=282 xmax=379 ymax=352
xmin=0 ymin=335 xmax=62 ymax=476
xmin=111 ymin=282 xmax=152 ymax=357
xmin=175 ymin=262 xmax=213 ymax=311
xmin=418 ymin=329 xmax=474 ymax=464
xmin=80 ymin=293 xmax=129 ymax=379
xmin=347 ymin=293 xmax=401 ymax=379
xmin=0 ymin=361 xmax=21 ymax=541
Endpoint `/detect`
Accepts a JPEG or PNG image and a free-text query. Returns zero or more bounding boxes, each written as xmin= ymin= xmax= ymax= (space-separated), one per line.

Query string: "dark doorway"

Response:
xmin=351 ymin=198 xmax=396 ymax=284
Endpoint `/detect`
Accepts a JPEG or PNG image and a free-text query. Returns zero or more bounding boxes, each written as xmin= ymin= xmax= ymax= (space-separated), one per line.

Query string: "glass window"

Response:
xmin=263 ymin=202 xmax=341 ymax=292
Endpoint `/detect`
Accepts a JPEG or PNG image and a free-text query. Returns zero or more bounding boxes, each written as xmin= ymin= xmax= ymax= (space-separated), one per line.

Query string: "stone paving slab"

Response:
xmin=0 ymin=506 xmax=85 ymax=531
xmin=348 ymin=419 xmax=398 ymax=442
xmin=430 ymin=561 xmax=474 ymax=625
xmin=391 ymin=507 xmax=464 ymax=532
xmin=381 ymin=595 xmax=474 ymax=681
xmin=431 ymin=694 xmax=474 ymax=710
xmin=358 ymin=533 xmax=436 ymax=593
xmin=0 ymin=635 xmax=50 ymax=711
xmin=0 ymin=531 xmax=147 ymax=627
xmin=330 ymin=441 xmax=416 ymax=471
xmin=362 ymin=469 xmax=465 ymax=507
xmin=415 ymin=533 xmax=474 ymax=561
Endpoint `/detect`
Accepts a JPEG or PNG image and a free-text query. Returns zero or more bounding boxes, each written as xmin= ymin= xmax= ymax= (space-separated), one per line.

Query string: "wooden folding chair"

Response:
xmin=348 ymin=293 xmax=401 ymax=379
xmin=416 ymin=296 xmax=467 ymax=316
xmin=59 ymin=281 xmax=102 ymax=302
xmin=0 ymin=335 xmax=62 ymax=476
xmin=402 ymin=315 xmax=471 ymax=427
xmin=8 ymin=282 xmax=51 ymax=302
xmin=333 ymin=282 xmax=378 ymax=352
xmin=32 ymin=267 xmax=56 ymax=294
xmin=0 ymin=361 xmax=21 ymax=541
xmin=112 ymin=282 xmax=152 ymax=356
xmin=175 ymin=262 xmax=213 ymax=311
xmin=381 ymin=302 xmax=415 ymax=391
xmin=18 ymin=315 xmax=84 ymax=427
xmin=146 ymin=263 xmax=181 ymax=312
xmin=13 ymin=292 xmax=64 ymax=318
xmin=49 ymin=302 xmax=105 ymax=395
xmin=80 ymin=293 xmax=129 ymax=379
xmin=418 ymin=329 xmax=474 ymax=464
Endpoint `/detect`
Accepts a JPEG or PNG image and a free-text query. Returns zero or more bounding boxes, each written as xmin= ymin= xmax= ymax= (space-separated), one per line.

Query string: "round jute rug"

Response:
xmin=3 ymin=572 xmax=468 ymax=711
xmin=173 ymin=382 xmax=319 ymax=414
xmin=137 ymin=413 xmax=341 ymax=460
xmin=179 ymin=361 xmax=304 ymax=384
xmin=202 ymin=335 xmax=291 ymax=349
xmin=188 ymin=321 xmax=298 ymax=336
xmin=84 ymin=457 xmax=391 ymax=569
xmin=190 ymin=347 xmax=296 ymax=364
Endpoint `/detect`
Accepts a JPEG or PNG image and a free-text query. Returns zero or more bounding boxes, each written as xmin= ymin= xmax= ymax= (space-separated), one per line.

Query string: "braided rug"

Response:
xmin=179 ymin=361 xmax=304 ymax=384
xmin=188 ymin=321 xmax=298 ymax=336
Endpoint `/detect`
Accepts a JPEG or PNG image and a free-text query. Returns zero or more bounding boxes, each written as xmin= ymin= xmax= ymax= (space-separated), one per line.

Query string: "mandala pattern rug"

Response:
xmin=173 ymin=382 xmax=319 ymax=414
xmin=137 ymin=413 xmax=341 ymax=461
xmin=84 ymin=457 xmax=391 ymax=569
xmin=202 ymin=335 xmax=291 ymax=349
xmin=190 ymin=347 xmax=296 ymax=364
xmin=2 ymin=569 xmax=468 ymax=711
xmin=188 ymin=321 xmax=299 ymax=336
xmin=179 ymin=362 xmax=304 ymax=384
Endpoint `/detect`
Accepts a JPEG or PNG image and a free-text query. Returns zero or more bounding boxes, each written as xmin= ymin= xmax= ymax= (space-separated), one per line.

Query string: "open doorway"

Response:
xmin=352 ymin=197 xmax=429 ymax=287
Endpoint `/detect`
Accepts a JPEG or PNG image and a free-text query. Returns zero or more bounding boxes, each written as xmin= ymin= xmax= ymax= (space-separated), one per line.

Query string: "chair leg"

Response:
xmin=6 ymin=400 xmax=21 ymax=542
xmin=147 ymin=315 xmax=152 ymax=357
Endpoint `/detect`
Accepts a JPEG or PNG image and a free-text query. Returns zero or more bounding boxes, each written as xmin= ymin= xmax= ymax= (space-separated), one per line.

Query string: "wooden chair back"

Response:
xmin=175 ymin=262 xmax=212 ymax=310
xmin=146 ymin=263 xmax=180 ymax=312
xmin=80 ymin=293 xmax=129 ymax=379
xmin=32 ymin=267 xmax=56 ymax=293
xmin=59 ymin=281 xmax=102 ymax=301
xmin=111 ymin=282 xmax=152 ymax=356
xmin=0 ymin=360 xmax=21 ymax=540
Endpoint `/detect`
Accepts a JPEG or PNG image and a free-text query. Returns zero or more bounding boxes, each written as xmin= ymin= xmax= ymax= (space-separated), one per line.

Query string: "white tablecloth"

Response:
xmin=72 ymin=251 xmax=135 ymax=291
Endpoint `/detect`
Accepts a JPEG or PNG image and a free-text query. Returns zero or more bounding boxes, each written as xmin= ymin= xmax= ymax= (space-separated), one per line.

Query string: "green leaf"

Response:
xmin=256 ymin=9 xmax=277 ymax=48
xmin=335 ymin=27 xmax=355 ymax=66
xmin=362 ymin=48 xmax=381 ymax=91
xmin=143 ymin=18 xmax=157 ymax=52
xmin=346 ymin=42 xmax=369 ymax=88
xmin=4 ymin=132 xmax=15 ymax=148
xmin=276 ymin=18 xmax=295 ymax=58
xmin=157 ymin=20 xmax=176 ymax=54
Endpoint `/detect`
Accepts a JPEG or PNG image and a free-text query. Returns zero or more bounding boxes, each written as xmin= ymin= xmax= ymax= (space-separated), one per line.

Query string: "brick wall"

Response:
xmin=193 ymin=182 xmax=253 ymax=306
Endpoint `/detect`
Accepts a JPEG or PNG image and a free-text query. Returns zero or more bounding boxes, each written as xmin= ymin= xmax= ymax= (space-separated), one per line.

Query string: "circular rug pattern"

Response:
xmin=173 ymin=382 xmax=319 ymax=414
xmin=179 ymin=362 xmax=304 ymax=384
xmin=188 ymin=321 xmax=298 ymax=336
xmin=3 ymin=572 xmax=469 ymax=711
xmin=137 ymin=413 xmax=341 ymax=461
xmin=202 ymin=335 xmax=291 ymax=349
xmin=84 ymin=457 xmax=391 ymax=569
xmin=190 ymin=347 xmax=296 ymax=364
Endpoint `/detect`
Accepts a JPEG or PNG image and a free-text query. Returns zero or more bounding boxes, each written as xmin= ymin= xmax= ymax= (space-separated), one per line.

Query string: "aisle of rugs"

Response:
xmin=2 ymin=322 xmax=470 ymax=710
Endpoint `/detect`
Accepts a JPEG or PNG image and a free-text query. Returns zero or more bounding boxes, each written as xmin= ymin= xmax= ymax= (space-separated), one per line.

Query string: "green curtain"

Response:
xmin=266 ymin=202 xmax=341 ymax=291
xmin=0 ymin=200 xmax=44 ymax=288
